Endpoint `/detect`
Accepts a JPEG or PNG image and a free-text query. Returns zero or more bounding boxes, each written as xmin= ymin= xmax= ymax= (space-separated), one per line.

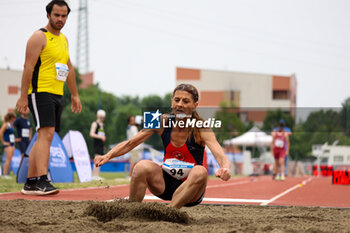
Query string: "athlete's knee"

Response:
xmin=132 ymin=160 xmax=154 ymax=179
xmin=38 ymin=127 xmax=55 ymax=141
xmin=189 ymin=165 xmax=208 ymax=185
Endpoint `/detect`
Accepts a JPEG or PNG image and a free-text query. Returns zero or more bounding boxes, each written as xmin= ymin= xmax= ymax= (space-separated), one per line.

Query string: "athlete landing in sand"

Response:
xmin=95 ymin=84 xmax=231 ymax=208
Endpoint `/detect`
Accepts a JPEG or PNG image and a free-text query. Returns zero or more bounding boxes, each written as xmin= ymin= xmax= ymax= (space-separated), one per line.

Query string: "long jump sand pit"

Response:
xmin=1 ymin=199 xmax=349 ymax=232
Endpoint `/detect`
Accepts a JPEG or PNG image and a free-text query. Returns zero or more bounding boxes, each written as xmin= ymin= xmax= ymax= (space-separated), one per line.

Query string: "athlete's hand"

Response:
xmin=94 ymin=155 xmax=110 ymax=167
xmin=71 ymin=95 xmax=82 ymax=114
xmin=215 ymin=168 xmax=231 ymax=181
xmin=16 ymin=96 xmax=28 ymax=114
xmin=100 ymin=135 xmax=106 ymax=142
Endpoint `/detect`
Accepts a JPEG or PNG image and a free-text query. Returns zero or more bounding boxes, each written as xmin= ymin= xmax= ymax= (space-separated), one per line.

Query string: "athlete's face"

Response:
xmin=97 ymin=115 xmax=105 ymax=122
xmin=172 ymin=90 xmax=198 ymax=117
xmin=9 ymin=116 xmax=16 ymax=123
xmin=129 ymin=116 xmax=135 ymax=125
xmin=48 ymin=5 xmax=68 ymax=31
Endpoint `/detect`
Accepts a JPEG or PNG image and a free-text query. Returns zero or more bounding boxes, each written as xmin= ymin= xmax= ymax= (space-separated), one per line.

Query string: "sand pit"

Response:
xmin=1 ymin=199 xmax=349 ymax=232
xmin=85 ymin=200 xmax=190 ymax=223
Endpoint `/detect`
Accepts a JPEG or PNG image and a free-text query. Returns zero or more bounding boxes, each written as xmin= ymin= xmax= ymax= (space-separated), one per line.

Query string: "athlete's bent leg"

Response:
xmin=27 ymin=127 xmax=55 ymax=178
xmin=169 ymin=165 xmax=208 ymax=209
xmin=129 ymin=160 xmax=165 ymax=202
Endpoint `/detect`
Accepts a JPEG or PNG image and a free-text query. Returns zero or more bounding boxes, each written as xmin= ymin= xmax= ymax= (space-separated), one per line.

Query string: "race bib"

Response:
xmin=55 ymin=63 xmax=69 ymax=82
xmin=22 ymin=128 xmax=30 ymax=138
xmin=97 ymin=130 xmax=105 ymax=137
xmin=162 ymin=158 xmax=195 ymax=180
xmin=9 ymin=134 xmax=15 ymax=143
xmin=274 ymin=139 xmax=284 ymax=148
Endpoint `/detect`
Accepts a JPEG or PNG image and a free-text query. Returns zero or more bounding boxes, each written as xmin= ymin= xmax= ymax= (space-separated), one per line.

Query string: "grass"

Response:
xmin=0 ymin=172 xmax=130 ymax=193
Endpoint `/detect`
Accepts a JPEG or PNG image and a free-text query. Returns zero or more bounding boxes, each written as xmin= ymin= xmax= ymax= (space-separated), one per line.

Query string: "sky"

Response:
xmin=0 ymin=0 xmax=349 ymax=108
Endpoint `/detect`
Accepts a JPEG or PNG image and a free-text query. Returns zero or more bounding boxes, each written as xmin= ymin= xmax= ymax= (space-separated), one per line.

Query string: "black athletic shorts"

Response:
xmin=94 ymin=143 xmax=104 ymax=155
xmin=18 ymin=139 xmax=30 ymax=154
xmin=28 ymin=92 xmax=63 ymax=132
xmin=155 ymin=170 xmax=205 ymax=207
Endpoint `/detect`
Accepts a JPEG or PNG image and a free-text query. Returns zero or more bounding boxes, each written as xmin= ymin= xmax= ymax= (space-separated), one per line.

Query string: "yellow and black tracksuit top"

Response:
xmin=28 ymin=28 xmax=69 ymax=96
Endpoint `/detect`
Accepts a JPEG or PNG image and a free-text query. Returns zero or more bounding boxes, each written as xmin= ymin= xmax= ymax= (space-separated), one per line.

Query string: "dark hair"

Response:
xmin=127 ymin=115 xmax=134 ymax=124
xmin=46 ymin=0 xmax=71 ymax=15
xmin=173 ymin=83 xmax=199 ymax=103
xmin=172 ymin=84 xmax=204 ymax=146
xmin=4 ymin=112 xmax=16 ymax=122
xmin=278 ymin=122 xmax=285 ymax=128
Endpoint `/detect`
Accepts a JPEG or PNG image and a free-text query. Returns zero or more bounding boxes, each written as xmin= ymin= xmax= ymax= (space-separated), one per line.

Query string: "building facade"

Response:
xmin=0 ymin=69 xmax=22 ymax=118
xmin=176 ymin=67 xmax=297 ymax=124
xmin=0 ymin=69 xmax=93 ymax=119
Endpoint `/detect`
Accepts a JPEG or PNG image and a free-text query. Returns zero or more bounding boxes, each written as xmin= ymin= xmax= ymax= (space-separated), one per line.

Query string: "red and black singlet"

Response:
xmin=161 ymin=126 xmax=204 ymax=180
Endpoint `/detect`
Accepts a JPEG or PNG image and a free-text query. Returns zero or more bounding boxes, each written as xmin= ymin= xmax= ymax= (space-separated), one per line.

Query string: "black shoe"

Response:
xmin=21 ymin=176 xmax=59 ymax=195
xmin=21 ymin=182 xmax=38 ymax=195
xmin=35 ymin=178 xmax=59 ymax=195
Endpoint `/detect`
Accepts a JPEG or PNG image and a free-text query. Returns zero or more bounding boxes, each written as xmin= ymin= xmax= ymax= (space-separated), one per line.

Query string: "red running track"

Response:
xmin=1 ymin=176 xmax=349 ymax=208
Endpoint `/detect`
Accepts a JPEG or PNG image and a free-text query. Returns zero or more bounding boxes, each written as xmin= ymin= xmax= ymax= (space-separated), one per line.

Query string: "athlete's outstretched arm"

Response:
xmin=94 ymin=129 xmax=157 ymax=167
xmin=201 ymin=130 xmax=231 ymax=181
xmin=16 ymin=31 xmax=46 ymax=114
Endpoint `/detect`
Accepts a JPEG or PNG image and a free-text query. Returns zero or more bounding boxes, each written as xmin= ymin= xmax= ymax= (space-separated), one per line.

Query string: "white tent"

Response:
xmin=224 ymin=126 xmax=272 ymax=147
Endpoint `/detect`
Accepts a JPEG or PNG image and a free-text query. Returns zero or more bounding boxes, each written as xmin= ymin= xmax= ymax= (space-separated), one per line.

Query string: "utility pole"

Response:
xmin=76 ymin=0 xmax=89 ymax=74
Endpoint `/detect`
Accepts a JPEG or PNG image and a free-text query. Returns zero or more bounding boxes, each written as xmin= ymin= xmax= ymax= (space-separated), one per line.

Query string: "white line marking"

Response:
xmin=61 ymin=184 xmax=129 ymax=192
xmin=206 ymin=180 xmax=252 ymax=188
xmin=260 ymin=177 xmax=313 ymax=206
xmin=143 ymin=195 xmax=268 ymax=203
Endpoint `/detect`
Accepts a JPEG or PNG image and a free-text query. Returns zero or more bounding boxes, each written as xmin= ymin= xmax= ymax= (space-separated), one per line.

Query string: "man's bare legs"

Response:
xmin=27 ymin=127 xmax=54 ymax=178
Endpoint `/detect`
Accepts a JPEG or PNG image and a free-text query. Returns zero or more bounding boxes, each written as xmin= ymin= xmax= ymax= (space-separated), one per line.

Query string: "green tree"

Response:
xmin=60 ymin=84 xmax=118 ymax=157
xmin=289 ymin=108 xmax=350 ymax=160
xmin=340 ymin=97 xmax=350 ymax=137
xmin=262 ymin=109 xmax=295 ymax=132
xmin=302 ymin=109 xmax=342 ymax=133
xmin=214 ymin=103 xmax=245 ymax=144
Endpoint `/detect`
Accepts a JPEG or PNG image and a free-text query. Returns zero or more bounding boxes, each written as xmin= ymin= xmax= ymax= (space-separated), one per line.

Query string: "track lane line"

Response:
xmin=260 ymin=177 xmax=313 ymax=206
xmin=140 ymin=195 xmax=269 ymax=203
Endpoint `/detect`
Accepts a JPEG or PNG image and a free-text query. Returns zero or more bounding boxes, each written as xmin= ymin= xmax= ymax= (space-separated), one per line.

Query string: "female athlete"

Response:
xmin=94 ymin=84 xmax=231 ymax=208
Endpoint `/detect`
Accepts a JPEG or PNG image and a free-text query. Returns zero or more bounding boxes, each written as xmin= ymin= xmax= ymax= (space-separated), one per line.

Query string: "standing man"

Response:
xmin=90 ymin=110 xmax=106 ymax=181
xmin=14 ymin=108 xmax=33 ymax=160
xmin=126 ymin=115 xmax=141 ymax=179
xmin=273 ymin=119 xmax=292 ymax=176
xmin=271 ymin=120 xmax=290 ymax=181
xmin=16 ymin=0 xmax=82 ymax=195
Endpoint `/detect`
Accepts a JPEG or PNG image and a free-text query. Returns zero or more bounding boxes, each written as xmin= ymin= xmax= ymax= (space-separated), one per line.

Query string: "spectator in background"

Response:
xmin=126 ymin=115 xmax=141 ymax=179
xmin=14 ymin=108 xmax=33 ymax=160
xmin=0 ymin=113 xmax=16 ymax=179
xmin=90 ymin=109 xmax=106 ymax=181
xmin=273 ymin=119 xmax=292 ymax=176
xmin=271 ymin=120 xmax=290 ymax=181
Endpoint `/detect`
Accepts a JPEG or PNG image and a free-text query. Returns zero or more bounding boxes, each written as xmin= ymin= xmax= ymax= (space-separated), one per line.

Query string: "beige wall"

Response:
xmin=176 ymin=68 xmax=293 ymax=109
xmin=175 ymin=67 xmax=296 ymax=123
xmin=0 ymin=69 xmax=22 ymax=118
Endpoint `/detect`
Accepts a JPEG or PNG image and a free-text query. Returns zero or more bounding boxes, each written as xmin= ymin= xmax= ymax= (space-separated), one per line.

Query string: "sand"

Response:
xmin=1 ymin=199 xmax=350 ymax=233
